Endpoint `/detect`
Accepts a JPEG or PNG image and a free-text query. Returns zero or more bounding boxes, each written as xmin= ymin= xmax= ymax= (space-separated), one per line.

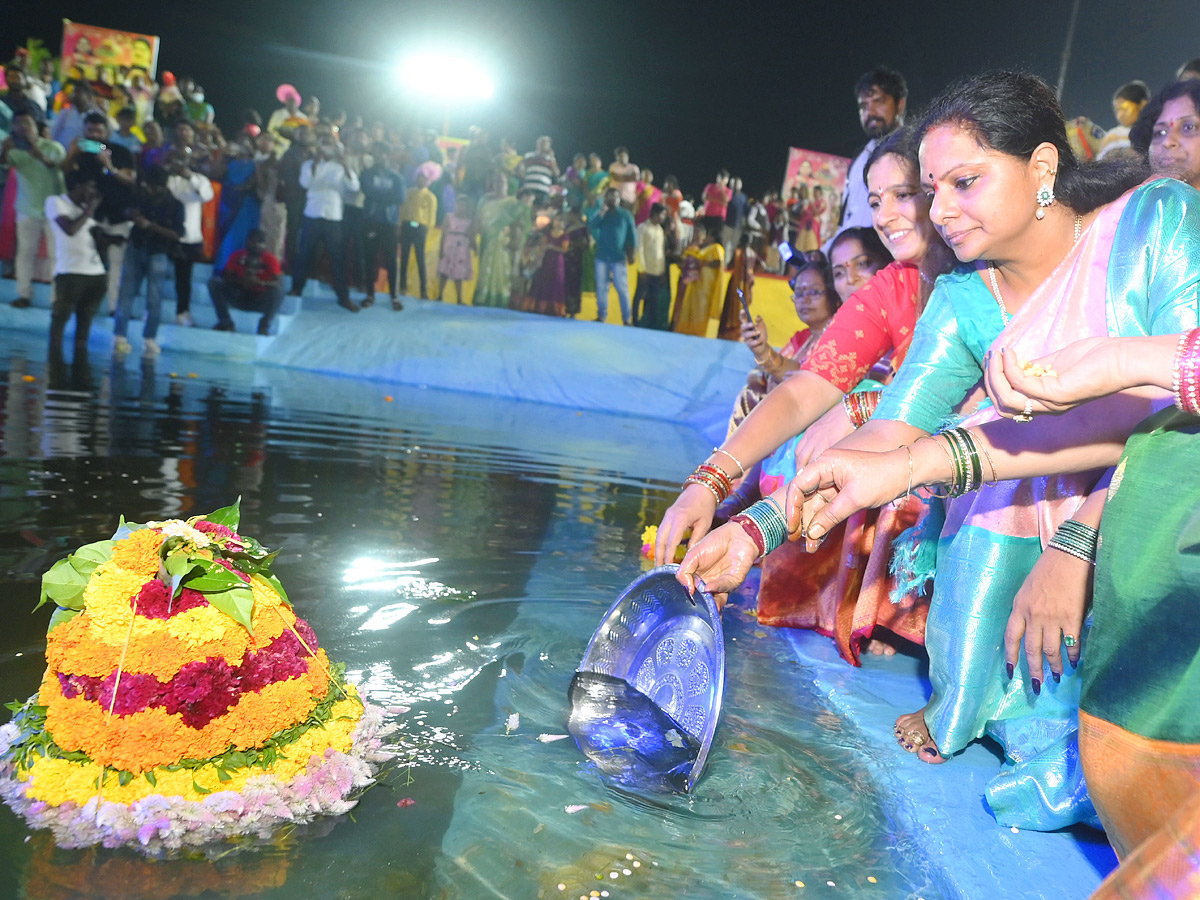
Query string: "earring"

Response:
xmin=1035 ymin=184 xmax=1055 ymax=220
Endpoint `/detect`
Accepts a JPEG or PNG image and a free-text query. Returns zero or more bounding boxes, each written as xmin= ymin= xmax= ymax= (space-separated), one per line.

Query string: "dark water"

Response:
xmin=567 ymin=671 xmax=702 ymax=793
xmin=0 ymin=335 xmax=942 ymax=900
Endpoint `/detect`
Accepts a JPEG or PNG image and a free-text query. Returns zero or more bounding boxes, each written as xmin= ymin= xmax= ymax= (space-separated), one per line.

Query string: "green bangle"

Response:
xmin=742 ymin=499 xmax=789 ymax=554
xmin=1048 ymin=519 xmax=1099 ymax=565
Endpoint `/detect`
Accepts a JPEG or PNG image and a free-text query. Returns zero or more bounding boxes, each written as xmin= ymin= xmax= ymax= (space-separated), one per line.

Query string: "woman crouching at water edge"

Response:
xmin=680 ymin=70 xmax=1198 ymax=831
xmin=657 ymin=127 xmax=954 ymax=663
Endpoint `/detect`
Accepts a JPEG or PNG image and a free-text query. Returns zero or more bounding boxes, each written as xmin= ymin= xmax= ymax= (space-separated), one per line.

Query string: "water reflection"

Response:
xmin=0 ymin=339 xmax=940 ymax=900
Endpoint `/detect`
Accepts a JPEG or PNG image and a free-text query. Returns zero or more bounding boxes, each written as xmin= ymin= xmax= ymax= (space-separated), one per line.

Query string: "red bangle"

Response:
xmin=1174 ymin=328 xmax=1200 ymax=416
xmin=696 ymin=463 xmax=733 ymax=494
xmin=730 ymin=514 xmax=766 ymax=557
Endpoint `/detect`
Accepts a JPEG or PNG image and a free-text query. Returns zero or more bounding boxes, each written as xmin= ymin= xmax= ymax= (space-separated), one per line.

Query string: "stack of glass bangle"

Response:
xmin=1048 ymin=519 xmax=1099 ymax=565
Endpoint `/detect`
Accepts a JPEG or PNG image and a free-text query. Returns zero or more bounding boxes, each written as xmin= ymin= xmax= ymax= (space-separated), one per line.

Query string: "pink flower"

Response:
xmin=97 ymin=672 xmax=162 ymax=715
xmin=133 ymin=580 xmax=210 ymax=619
xmin=193 ymin=520 xmax=236 ymax=540
xmin=397 ymin=797 xmax=416 ymax=808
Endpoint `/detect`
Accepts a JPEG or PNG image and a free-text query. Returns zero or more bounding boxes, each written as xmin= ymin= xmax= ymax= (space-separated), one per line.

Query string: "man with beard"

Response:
xmin=835 ymin=66 xmax=907 ymax=236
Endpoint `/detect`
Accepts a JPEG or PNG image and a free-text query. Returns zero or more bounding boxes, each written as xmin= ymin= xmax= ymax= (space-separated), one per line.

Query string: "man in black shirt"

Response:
xmin=112 ymin=166 xmax=184 ymax=359
xmin=1 ymin=63 xmax=46 ymax=125
xmin=66 ymin=112 xmax=138 ymax=313
xmin=278 ymin=124 xmax=315 ymax=271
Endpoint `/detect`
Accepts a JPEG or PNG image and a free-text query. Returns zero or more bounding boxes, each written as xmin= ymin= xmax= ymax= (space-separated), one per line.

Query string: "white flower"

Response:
xmin=147 ymin=519 xmax=212 ymax=548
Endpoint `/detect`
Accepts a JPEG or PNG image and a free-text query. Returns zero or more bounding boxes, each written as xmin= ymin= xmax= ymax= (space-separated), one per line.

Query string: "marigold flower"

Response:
xmin=110 ymin=528 xmax=166 ymax=576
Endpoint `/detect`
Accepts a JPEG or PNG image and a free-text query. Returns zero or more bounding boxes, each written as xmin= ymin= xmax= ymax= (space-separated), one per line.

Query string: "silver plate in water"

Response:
xmin=576 ymin=565 xmax=725 ymax=790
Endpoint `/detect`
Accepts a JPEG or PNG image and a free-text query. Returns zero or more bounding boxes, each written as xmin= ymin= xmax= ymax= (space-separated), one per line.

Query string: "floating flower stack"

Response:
xmin=0 ymin=501 xmax=394 ymax=854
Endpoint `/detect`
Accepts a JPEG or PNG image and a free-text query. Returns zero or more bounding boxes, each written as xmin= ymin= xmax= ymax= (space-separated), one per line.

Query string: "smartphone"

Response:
xmin=777 ymin=240 xmax=794 ymax=262
xmin=737 ymin=288 xmax=752 ymax=321
xmin=11 ymin=132 xmax=31 ymax=151
xmin=78 ymin=139 xmax=106 ymax=154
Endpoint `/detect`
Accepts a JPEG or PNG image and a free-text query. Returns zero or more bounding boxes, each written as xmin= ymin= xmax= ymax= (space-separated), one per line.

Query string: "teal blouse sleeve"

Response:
xmin=1107 ymin=178 xmax=1200 ymax=336
xmin=874 ymin=269 xmax=1006 ymax=432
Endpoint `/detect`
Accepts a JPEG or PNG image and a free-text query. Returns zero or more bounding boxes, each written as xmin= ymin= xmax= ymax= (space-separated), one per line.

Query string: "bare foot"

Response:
xmin=893 ymin=709 xmax=946 ymax=764
xmin=863 ymin=637 xmax=897 ymax=656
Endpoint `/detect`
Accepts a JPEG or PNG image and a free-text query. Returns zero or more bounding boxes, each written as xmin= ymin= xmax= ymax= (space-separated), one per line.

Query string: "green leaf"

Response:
xmin=252 ymin=572 xmax=290 ymax=606
xmin=191 ymin=778 xmax=212 ymax=795
xmin=216 ymin=767 xmax=232 ymax=782
xmin=163 ymin=553 xmax=202 ymax=598
xmin=182 ymin=559 xmax=246 ymax=594
xmin=204 ymin=585 xmax=256 ymax=634
xmin=118 ymin=769 xmax=133 ymax=787
xmin=203 ymin=498 xmax=242 ymax=530
xmin=37 ymin=558 xmax=89 ymax=611
xmin=111 ymin=515 xmax=144 ymax=541
xmin=47 ymin=606 xmax=81 ymax=633
xmin=73 ymin=540 xmax=116 ymax=565
xmin=144 ymin=770 xmax=157 ymax=787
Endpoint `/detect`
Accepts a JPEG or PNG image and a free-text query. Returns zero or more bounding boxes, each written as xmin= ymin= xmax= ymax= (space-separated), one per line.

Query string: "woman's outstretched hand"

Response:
xmin=675 ymin=520 xmax=760 ymax=597
xmin=786 ymin=447 xmax=911 ymax=551
xmin=1003 ymin=546 xmax=1090 ymax=689
xmin=985 ymin=341 xmax=1122 ymax=416
xmin=655 ymin=483 xmax=719 ymax=567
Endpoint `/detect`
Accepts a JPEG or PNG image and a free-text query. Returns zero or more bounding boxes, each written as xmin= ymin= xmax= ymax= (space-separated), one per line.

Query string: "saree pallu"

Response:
xmin=215 ymin=159 xmax=260 ymax=271
xmin=756 ymin=498 xmax=929 ymax=664
xmin=1088 ymin=786 xmax=1200 ymax=900
xmin=876 ymin=178 xmax=1200 ymax=830
xmin=1079 ymin=408 xmax=1200 ymax=862
xmin=756 ymin=379 xmax=929 ymax=664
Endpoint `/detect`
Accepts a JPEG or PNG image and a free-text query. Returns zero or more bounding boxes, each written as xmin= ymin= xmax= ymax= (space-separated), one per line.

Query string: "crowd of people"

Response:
xmin=0 ymin=49 xmax=832 ymax=361
xmin=653 ymin=61 xmax=1200 ymax=900
xmin=5 ymin=35 xmax=1200 ymax=897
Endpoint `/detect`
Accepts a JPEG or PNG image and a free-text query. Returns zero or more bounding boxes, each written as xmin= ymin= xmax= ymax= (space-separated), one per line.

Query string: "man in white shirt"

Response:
xmin=46 ymin=170 xmax=108 ymax=364
xmin=632 ymin=204 xmax=670 ymax=329
xmin=831 ymin=66 xmax=907 ymax=246
xmin=289 ymin=135 xmax=361 ymax=312
xmin=166 ymin=149 xmax=214 ymax=325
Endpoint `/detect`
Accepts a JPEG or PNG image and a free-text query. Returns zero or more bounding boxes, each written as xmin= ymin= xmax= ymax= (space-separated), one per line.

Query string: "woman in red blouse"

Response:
xmin=655 ymin=127 xmax=954 ymax=662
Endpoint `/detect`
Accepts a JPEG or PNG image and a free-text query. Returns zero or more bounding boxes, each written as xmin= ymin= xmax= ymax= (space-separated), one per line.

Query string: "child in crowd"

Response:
xmin=436 ymin=194 xmax=475 ymax=304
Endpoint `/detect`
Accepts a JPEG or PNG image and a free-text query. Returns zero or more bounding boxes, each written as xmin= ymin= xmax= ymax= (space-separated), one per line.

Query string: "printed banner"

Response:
xmin=782 ymin=148 xmax=850 ymax=251
xmin=61 ymin=19 xmax=161 ymax=81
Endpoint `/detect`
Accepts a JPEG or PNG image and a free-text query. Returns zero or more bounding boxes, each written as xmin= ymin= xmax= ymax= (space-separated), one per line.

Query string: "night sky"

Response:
xmin=6 ymin=1 xmax=1199 ymax=197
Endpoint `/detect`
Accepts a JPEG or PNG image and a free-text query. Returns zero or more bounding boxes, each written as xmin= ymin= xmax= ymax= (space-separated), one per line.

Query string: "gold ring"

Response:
xmin=905 ymin=730 xmax=926 ymax=747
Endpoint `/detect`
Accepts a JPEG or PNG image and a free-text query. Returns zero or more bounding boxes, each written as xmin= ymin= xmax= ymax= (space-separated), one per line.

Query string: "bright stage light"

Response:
xmin=395 ymin=52 xmax=495 ymax=101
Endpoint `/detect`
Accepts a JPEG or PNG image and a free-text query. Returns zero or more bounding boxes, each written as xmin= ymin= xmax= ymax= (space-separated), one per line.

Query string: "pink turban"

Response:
xmin=416 ymin=161 xmax=443 ymax=184
xmin=276 ymin=83 xmax=301 ymax=106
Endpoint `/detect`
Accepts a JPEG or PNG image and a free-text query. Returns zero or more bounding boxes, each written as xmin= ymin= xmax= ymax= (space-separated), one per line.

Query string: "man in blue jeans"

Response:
xmin=587 ymin=187 xmax=637 ymax=325
xmin=112 ymin=166 xmax=184 ymax=359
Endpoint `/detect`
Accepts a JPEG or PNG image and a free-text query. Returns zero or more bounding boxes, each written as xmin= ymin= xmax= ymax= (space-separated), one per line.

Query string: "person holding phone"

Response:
xmin=290 ymin=135 xmax=361 ymax=312
xmin=1 ymin=113 xmax=64 ymax=308
xmin=65 ymin=112 xmax=139 ymax=309
xmin=727 ymin=256 xmax=840 ymax=433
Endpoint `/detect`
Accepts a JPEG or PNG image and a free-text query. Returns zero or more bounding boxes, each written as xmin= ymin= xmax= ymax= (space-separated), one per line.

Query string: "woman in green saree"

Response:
xmin=473 ymin=178 xmax=533 ymax=308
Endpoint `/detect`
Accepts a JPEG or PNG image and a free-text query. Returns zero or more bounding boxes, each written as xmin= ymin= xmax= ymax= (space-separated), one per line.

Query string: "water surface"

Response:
xmin=0 ymin=336 xmax=941 ymax=900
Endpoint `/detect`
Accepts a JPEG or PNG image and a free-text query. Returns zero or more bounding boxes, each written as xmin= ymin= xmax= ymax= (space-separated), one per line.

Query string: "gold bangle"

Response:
xmin=920 ymin=435 xmax=956 ymax=498
xmin=712 ymin=447 xmax=746 ymax=478
xmin=891 ymin=445 xmax=914 ymax=509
